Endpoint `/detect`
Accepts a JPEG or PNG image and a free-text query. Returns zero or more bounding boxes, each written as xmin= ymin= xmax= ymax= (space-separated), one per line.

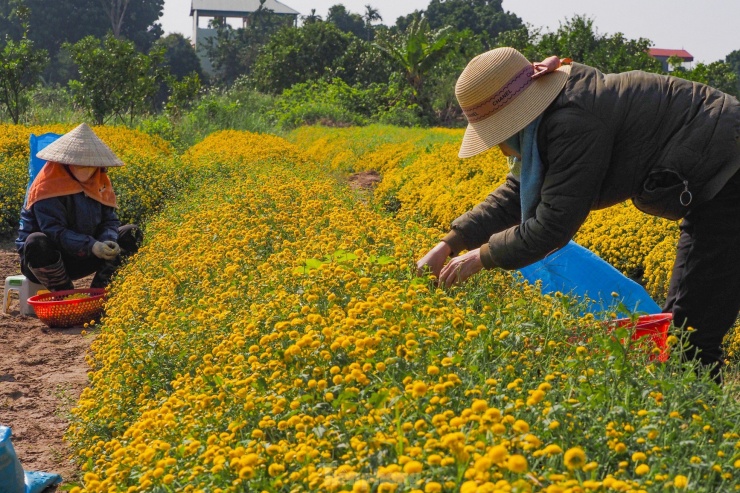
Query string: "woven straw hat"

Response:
xmin=36 ymin=123 xmax=124 ymax=167
xmin=456 ymin=47 xmax=571 ymax=158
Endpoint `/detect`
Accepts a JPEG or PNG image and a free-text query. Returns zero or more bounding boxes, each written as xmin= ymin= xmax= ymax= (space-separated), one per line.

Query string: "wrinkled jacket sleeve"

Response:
xmin=33 ymin=197 xmax=97 ymax=257
xmin=443 ymin=175 xmax=522 ymax=255
xmin=484 ymin=109 xmax=612 ymax=269
xmin=96 ymin=206 xmax=120 ymax=243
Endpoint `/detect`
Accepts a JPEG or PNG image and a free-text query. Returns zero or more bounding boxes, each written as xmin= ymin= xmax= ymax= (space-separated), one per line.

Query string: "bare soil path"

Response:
xmin=0 ymin=239 xmax=92 ymax=490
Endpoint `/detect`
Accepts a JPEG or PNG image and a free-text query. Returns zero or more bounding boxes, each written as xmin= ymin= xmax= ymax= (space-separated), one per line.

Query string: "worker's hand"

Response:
xmin=416 ymin=241 xmax=452 ymax=279
xmin=103 ymin=241 xmax=121 ymax=257
xmin=438 ymin=248 xmax=484 ymax=288
xmin=92 ymin=241 xmax=118 ymax=260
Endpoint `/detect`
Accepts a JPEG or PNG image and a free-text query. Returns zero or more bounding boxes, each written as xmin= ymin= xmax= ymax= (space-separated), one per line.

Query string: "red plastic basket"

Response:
xmin=27 ymin=288 xmax=107 ymax=328
xmin=608 ymin=313 xmax=673 ymax=362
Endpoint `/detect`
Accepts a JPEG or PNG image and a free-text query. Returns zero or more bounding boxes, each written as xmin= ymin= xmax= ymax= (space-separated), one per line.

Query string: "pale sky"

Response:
xmin=162 ymin=0 xmax=739 ymax=64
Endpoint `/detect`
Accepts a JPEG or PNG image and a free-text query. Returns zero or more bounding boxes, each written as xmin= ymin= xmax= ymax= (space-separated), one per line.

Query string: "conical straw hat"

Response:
xmin=456 ymin=47 xmax=571 ymax=158
xmin=36 ymin=123 xmax=124 ymax=167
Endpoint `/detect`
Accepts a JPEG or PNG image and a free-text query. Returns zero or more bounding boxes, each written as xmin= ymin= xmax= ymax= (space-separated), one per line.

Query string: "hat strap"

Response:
xmin=532 ymin=56 xmax=572 ymax=79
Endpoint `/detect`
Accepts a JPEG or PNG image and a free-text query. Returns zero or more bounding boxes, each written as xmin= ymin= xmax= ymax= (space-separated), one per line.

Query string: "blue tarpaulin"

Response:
xmin=518 ymin=240 xmax=662 ymax=315
xmin=27 ymin=133 xmax=62 ymax=192
xmin=0 ymin=426 xmax=62 ymax=493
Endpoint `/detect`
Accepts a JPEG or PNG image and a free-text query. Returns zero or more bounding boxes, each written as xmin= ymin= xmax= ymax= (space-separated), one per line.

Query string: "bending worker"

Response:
xmin=417 ymin=48 xmax=740 ymax=379
xmin=16 ymin=123 xmax=143 ymax=292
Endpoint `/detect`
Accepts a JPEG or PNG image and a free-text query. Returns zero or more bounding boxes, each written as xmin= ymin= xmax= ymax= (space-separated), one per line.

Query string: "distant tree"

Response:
xmin=726 ymin=49 xmax=740 ymax=94
xmin=116 ymin=0 xmax=165 ymax=51
xmin=0 ymin=1 xmax=24 ymax=42
xmin=204 ymin=4 xmax=290 ymax=85
xmin=727 ymin=49 xmax=740 ymax=74
xmin=249 ymin=0 xmax=291 ymax=33
xmin=0 ymin=5 xmax=47 ymax=123
xmin=0 ymin=0 xmax=106 ymax=61
xmin=362 ymin=4 xmax=382 ymax=40
xmin=534 ymin=15 xmax=661 ymax=74
xmin=251 ymin=22 xmax=354 ymax=94
xmin=676 ymin=61 xmax=739 ymax=97
xmin=0 ymin=0 xmax=163 ymax=84
xmin=326 ymin=4 xmax=367 ymax=39
xmin=492 ymin=25 xmax=541 ymax=59
xmin=66 ymin=34 xmax=168 ymax=124
xmin=156 ymin=33 xmax=202 ymax=81
xmin=375 ymin=16 xmax=456 ymax=116
xmin=206 ymin=26 xmax=264 ymax=85
xmin=98 ymin=0 xmax=130 ymax=38
xmin=396 ymin=0 xmax=522 ymax=48
xmin=666 ymin=54 xmax=686 ymax=73
xmin=302 ymin=9 xmax=322 ymax=25
xmin=332 ymin=36 xmax=396 ymax=86
xmin=165 ymin=73 xmax=201 ymax=118
xmin=152 ymin=33 xmax=203 ymax=108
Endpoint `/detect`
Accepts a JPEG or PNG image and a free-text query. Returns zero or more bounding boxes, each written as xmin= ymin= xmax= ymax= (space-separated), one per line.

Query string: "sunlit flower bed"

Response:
xmin=289 ymin=126 xmax=739 ymax=356
xmin=0 ymin=124 xmax=184 ymax=235
xmin=67 ymin=131 xmax=740 ymax=493
xmin=289 ymin=126 xmax=678 ymax=297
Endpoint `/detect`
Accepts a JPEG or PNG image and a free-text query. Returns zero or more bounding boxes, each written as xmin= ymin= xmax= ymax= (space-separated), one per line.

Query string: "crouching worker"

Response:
xmin=15 ymin=123 xmax=143 ymax=291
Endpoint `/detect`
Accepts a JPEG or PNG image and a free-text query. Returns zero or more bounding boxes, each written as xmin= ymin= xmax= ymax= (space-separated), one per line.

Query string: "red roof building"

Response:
xmin=648 ymin=48 xmax=694 ymax=72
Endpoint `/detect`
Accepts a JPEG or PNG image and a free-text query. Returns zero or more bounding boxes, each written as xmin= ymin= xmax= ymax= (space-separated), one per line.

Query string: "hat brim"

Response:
xmin=458 ymin=65 xmax=571 ymax=158
xmin=35 ymin=123 xmax=124 ymax=167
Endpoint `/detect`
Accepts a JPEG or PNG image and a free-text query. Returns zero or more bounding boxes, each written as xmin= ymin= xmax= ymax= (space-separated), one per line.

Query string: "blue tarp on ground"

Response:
xmin=518 ymin=240 xmax=662 ymax=316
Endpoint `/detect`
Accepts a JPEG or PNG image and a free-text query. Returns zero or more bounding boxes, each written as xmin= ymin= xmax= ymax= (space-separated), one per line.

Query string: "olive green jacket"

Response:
xmin=444 ymin=62 xmax=740 ymax=270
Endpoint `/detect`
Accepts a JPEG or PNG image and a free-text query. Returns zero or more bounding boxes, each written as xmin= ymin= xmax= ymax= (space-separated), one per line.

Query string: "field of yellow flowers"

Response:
xmin=289 ymin=125 xmax=740 ymax=355
xmin=0 ymin=124 xmax=187 ymax=236
xmin=288 ymin=126 xmax=680 ymax=302
xmin=64 ymin=130 xmax=740 ymax=493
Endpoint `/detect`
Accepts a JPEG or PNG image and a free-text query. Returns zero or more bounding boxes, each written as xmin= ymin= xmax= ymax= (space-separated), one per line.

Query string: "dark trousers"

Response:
xmin=20 ymin=224 xmax=142 ymax=287
xmin=663 ymin=170 xmax=740 ymax=379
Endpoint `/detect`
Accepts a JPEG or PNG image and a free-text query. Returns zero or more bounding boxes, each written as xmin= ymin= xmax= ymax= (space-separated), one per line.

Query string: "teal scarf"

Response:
xmin=504 ymin=115 xmax=543 ymax=222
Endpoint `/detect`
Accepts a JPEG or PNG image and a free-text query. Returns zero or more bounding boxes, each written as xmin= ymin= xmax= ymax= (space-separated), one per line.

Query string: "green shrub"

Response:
xmin=270 ymin=78 xmax=426 ymax=130
xmin=139 ymin=83 xmax=276 ymax=150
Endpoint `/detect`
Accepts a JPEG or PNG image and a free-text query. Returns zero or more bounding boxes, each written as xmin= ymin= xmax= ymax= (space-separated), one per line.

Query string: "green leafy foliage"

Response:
xmin=66 ymin=34 xmax=168 ymax=125
xmin=675 ymin=61 xmax=739 ymax=97
xmin=151 ymin=33 xmax=203 ymax=110
xmin=203 ymin=6 xmax=293 ymax=86
xmin=375 ymin=16 xmax=459 ymax=121
xmin=251 ymin=23 xmax=355 ymax=95
xmin=99 ymin=0 xmax=164 ymax=51
xmin=534 ymin=15 xmax=662 ymax=74
xmin=326 ymin=4 xmax=368 ymax=39
xmin=139 ymin=82 xmax=275 ymax=151
xmin=330 ymin=37 xmax=397 ymax=87
xmin=269 ymin=77 xmax=424 ymax=130
xmin=156 ymin=33 xmax=203 ymax=82
xmin=727 ymin=49 xmax=740 ymax=96
xmin=164 ymin=73 xmax=202 ymax=119
xmin=0 ymin=0 xmax=164 ymax=84
xmin=269 ymin=78 xmax=369 ymax=130
xmin=0 ymin=7 xmax=47 ymax=123
xmin=396 ymin=0 xmax=523 ymax=48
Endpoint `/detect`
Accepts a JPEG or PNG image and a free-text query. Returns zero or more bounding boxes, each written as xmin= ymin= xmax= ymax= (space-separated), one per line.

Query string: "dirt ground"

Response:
xmin=348 ymin=170 xmax=382 ymax=190
xmin=0 ymin=239 xmax=92 ymax=489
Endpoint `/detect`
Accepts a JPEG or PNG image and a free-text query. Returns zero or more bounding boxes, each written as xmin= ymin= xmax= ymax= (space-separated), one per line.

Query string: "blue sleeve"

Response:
xmin=33 ymin=197 xmax=96 ymax=257
xmin=96 ymin=206 xmax=120 ymax=243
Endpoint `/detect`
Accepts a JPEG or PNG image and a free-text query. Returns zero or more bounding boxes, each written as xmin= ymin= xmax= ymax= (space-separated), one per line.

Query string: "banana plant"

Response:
xmin=375 ymin=16 xmax=455 ymax=102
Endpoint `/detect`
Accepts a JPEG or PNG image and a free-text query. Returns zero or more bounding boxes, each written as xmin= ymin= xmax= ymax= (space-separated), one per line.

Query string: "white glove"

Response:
xmin=92 ymin=241 xmax=118 ymax=260
xmin=104 ymin=241 xmax=121 ymax=257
